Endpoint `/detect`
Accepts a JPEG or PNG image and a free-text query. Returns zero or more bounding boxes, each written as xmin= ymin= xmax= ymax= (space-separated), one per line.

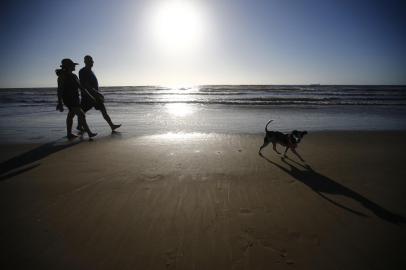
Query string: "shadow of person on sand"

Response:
xmin=0 ymin=138 xmax=82 ymax=181
xmin=259 ymin=153 xmax=405 ymax=224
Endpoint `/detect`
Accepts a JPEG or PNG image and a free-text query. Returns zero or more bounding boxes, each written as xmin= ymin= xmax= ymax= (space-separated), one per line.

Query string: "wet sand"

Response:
xmin=1 ymin=131 xmax=406 ymax=269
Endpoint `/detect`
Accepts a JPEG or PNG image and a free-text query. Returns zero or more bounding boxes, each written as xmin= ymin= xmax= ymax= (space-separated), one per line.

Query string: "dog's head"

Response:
xmin=291 ymin=130 xmax=307 ymax=144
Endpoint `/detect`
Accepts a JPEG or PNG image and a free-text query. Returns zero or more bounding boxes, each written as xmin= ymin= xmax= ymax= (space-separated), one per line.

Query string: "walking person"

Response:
xmin=77 ymin=55 xmax=121 ymax=132
xmin=56 ymin=58 xmax=97 ymax=139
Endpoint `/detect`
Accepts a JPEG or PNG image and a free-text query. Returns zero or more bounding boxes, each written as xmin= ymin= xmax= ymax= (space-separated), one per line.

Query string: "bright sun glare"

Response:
xmin=149 ymin=1 xmax=205 ymax=53
xmin=166 ymin=103 xmax=195 ymax=117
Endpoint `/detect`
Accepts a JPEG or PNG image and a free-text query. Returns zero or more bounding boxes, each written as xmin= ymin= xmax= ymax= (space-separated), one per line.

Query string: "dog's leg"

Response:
xmin=284 ymin=146 xmax=289 ymax=157
xmin=272 ymin=143 xmax=281 ymax=154
xmin=259 ymin=137 xmax=270 ymax=154
xmin=291 ymin=147 xmax=305 ymax=161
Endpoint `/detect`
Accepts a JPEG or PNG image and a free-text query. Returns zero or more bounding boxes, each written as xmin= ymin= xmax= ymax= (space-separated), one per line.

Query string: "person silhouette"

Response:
xmin=77 ymin=55 xmax=121 ymax=132
xmin=56 ymin=58 xmax=97 ymax=139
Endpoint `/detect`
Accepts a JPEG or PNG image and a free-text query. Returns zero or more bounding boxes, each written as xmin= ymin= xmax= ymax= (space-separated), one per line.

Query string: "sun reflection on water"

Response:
xmin=165 ymin=103 xmax=195 ymax=117
xmin=144 ymin=132 xmax=215 ymax=142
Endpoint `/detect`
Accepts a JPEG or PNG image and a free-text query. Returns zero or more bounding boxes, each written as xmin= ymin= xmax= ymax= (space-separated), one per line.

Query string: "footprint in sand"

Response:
xmin=143 ymin=173 xmax=164 ymax=181
xmin=164 ymin=249 xmax=179 ymax=269
xmin=239 ymin=208 xmax=252 ymax=214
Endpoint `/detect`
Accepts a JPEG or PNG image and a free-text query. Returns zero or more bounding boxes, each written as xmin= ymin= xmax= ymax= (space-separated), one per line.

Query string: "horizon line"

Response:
xmin=1 ymin=83 xmax=406 ymax=90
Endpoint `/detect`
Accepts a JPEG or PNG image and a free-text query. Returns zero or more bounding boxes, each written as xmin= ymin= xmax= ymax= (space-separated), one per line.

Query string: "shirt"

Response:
xmin=79 ymin=67 xmax=99 ymax=101
xmin=79 ymin=67 xmax=99 ymax=91
xmin=58 ymin=72 xmax=81 ymax=106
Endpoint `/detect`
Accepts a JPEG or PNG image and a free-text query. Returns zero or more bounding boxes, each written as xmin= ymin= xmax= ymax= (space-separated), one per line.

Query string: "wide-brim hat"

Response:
xmin=60 ymin=58 xmax=78 ymax=68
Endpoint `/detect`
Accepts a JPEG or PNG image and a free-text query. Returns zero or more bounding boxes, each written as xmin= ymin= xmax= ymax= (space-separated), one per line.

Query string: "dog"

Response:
xmin=259 ymin=120 xmax=307 ymax=161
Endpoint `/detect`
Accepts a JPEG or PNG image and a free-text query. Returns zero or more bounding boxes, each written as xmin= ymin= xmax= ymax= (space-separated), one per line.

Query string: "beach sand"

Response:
xmin=1 ymin=131 xmax=405 ymax=269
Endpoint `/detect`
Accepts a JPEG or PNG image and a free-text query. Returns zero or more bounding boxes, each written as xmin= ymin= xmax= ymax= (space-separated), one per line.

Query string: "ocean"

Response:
xmin=1 ymin=85 xmax=406 ymax=142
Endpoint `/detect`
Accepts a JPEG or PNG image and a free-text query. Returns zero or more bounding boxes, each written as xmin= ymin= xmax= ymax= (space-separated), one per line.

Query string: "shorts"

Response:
xmin=63 ymin=94 xmax=80 ymax=109
xmin=81 ymin=98 xmax=104 ymax=112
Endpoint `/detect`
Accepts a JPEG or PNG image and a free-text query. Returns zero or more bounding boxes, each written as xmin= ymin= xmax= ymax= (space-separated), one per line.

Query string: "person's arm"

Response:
xmin=75 ymin=75 xmax=96 ymax=101
xmin=56 ymin=75 xmax=64 ymax=112
xmin=79 ymin=71 xmax=104 ymax=103
xmin=80 ymin=78 xmax=94 ymax=93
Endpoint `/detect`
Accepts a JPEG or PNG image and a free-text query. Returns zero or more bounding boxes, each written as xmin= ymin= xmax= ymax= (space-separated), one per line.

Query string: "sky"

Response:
xmin=0 ymin=0 xmax=405 ymax=88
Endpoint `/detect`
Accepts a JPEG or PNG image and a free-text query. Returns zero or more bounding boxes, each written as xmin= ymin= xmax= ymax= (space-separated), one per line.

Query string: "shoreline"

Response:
xmin=1 ymin=128 xmax=406 ymax=146
xmin=2 ymin=103 xmax=406 ymax=144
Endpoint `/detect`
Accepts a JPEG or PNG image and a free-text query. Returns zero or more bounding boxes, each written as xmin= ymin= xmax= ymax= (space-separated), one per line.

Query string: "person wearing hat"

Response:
xmin=56 ymin=58 xmax=97 ymax=139
xmin=77 ymin=55 xmax=121 ymax=132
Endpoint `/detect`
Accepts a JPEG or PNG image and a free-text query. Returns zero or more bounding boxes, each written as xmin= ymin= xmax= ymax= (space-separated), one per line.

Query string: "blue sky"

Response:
xmin=0 ymin=0 xmax=405 ymax=87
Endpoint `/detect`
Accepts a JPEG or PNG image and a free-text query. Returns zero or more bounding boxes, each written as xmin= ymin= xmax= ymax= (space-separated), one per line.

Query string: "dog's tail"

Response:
xmin=265 ymin=119 xmax=273 ymax=132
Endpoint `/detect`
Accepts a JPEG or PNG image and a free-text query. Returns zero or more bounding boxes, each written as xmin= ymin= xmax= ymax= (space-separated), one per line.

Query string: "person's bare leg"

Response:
xmin=72 ymin=107 xmax=97 ymax=138
xmin=100 ymin=104 xmax=121 ymax=131
xmin=101 ymin=107 xmax=113 ymax=127
xmin=66 ymin=110 xmax=77 ymax=139
xmin=77 ymin=106 xmax=90 ymax=133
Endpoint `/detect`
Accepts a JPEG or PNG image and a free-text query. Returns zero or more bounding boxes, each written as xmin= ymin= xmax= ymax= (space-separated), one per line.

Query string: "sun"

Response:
xmin=149 ymin=1 xmax=206 ymax=53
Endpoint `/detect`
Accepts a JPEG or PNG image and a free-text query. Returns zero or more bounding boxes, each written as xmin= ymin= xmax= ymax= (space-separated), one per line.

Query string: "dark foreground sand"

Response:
xmin=1 ymin=131 xmax=406 ymax=270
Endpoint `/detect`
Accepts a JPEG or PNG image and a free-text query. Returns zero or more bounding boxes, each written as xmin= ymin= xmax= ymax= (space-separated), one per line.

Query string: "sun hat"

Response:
xmin=60 ymin=58 xmax=78 ymax=68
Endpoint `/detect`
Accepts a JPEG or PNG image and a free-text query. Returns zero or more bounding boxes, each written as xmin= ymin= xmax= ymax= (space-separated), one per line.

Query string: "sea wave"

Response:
xmin=1 ymin=85 xmax=405 ymax=107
